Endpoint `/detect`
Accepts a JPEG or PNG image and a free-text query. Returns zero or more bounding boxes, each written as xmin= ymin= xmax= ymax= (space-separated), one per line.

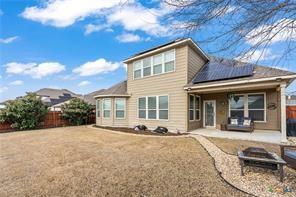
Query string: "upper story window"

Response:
xmin=133 ymin=49 xmax=175 ymax=79
xmin=133 ymin=61 xmax=142 ymax=79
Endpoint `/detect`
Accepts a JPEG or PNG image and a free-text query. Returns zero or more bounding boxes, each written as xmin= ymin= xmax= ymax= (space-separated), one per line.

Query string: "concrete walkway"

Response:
xmin=190 ymin=128 xmax=282 ymax=144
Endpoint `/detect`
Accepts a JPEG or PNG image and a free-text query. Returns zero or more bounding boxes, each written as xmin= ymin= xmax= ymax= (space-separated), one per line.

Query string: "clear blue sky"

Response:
xmin=1 ymin=0 xmax=295 ymax=102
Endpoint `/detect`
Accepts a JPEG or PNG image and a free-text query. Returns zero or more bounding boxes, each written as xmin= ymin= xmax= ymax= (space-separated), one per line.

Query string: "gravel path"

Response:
xmin=191 ymin=135 xmax=295 ymax=197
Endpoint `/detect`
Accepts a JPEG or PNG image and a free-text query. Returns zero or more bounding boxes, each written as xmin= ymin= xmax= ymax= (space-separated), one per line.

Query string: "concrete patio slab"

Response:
xmin=190 ymin=128 xmax=282 ymax=144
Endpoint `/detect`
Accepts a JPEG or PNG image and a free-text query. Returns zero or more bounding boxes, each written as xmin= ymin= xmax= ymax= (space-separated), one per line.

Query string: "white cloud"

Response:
xmin=78 ymin=80 xmax=91 ymax=87
xmin=84 ymin=23 xmax=111 ymax=35
xmin=21 ymin=0 xmax=173 ymax=38
xmin=0 ymin=86 xmax=8 ymax=94
xmin=107 ymin=3 xmax=170 ymax=36
xmin=246 ymin=18 xmax=296 ymax=46
xmin=116 ymin=33 xmax=141 ymax=43
xmin=21 ymin=0 xmax=121 ymax=27
xmin=236 ymin=49 xmax=279 ymax=62
xmin=9 ymin=80 xmax=24 ymax=86
xmin=0 ymin=36 xmax=18 ymax=44
xmin=4 ymin=62 xmax=66 ymax=79
xmin=73 ymin=58 xmax=121 ymax=76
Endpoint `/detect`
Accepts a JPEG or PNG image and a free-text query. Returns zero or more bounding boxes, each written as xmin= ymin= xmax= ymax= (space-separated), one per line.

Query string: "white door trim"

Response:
xmin=203 ymin=100 xmax=216 ymax=128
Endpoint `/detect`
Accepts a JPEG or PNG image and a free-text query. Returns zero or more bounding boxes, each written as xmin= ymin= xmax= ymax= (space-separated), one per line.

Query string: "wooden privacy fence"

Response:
xmin=287 ymin=106 xmax=296 ymax=119
xmin=0 ymin=111 xmax=96 ymax=132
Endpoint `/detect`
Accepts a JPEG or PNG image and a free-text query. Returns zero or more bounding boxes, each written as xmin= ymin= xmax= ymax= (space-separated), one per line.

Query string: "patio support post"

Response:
xmin=280 ymin=83 xmax=287 ymax=142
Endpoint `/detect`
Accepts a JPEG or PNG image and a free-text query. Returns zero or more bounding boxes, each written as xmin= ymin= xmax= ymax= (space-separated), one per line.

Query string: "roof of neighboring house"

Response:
xmin=185 ymin=56 xmax=296 ymax=88
xmin=35 ymin=88 xmax=81 ymax=106
xmin=94 ymin=81 xmax=129 ymax=98
xmin=83 ymin=89 xmax=106 ymax=105
xmin=123 ymin=38 xmax=209 ymax=63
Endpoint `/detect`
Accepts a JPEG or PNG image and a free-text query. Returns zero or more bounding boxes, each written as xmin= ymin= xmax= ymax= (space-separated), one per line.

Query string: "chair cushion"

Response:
xmin=230 ymin=119 xmax=238 ymax=125
xmin=243 ymin=119 xmax=251 ymax=126
xmin=285 ymin=150 xmax=296 ymax=159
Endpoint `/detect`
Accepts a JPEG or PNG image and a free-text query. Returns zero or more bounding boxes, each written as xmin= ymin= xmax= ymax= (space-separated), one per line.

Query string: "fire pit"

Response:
xmin=238 ymin=147 xmax=286 ymax=182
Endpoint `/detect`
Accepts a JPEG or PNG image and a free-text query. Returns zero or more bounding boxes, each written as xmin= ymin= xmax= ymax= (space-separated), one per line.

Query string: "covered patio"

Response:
xmin=190 ymin=128 xmax=282 ymax=144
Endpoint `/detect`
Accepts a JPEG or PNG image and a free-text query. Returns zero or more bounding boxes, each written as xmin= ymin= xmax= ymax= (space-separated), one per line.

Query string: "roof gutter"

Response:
xmin=184 ymin=74 xmax=296 ymax=90
xmin=94 ymin=94 xmax=131 ymax=99
xmin=123 ymin=38 xmax=209 ymax=63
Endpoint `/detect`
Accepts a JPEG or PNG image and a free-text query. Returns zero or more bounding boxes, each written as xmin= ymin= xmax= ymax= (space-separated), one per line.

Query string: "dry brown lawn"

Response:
xmin=0 ymin=126 xmax=248 ymax=197
xmin=207 ymin=137 xmax=281 ymax=155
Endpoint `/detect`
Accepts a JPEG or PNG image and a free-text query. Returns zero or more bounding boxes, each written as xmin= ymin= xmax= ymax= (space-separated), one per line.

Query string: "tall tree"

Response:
xmin=165 ymin=0 xmax=296 ymax=64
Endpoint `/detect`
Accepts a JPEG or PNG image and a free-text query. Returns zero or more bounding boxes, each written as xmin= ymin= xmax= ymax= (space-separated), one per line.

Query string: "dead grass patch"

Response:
xmin=0 ymin=127 xmax=247 ymax=196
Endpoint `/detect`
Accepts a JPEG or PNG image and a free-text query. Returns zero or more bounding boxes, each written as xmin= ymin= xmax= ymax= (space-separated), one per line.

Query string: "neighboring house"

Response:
xmin=99 ymin=38 xmax=295 ymax=141
xmin=35 ymin=88 xmax=81 ymax=111
xmin=83 ymin=89 xmax=106 ymax=106
xmin=287 ymin=94 xmax=296 ymax=106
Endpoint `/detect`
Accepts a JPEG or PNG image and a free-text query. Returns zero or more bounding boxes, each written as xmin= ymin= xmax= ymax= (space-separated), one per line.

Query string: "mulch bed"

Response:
xmin=94 ymin=125 xmax=186 ymax=136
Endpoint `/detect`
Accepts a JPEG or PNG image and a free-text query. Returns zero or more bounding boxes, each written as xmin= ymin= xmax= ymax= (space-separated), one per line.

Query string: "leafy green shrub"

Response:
xmin=0 ymin=93 xmax=48 ymax=130
xmin=61 ymin=98 xmax=92 ymax=125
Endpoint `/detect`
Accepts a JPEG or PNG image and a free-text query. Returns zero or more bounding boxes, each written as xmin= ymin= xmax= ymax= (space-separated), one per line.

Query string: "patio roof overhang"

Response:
xmin=184 ymin=75 xmax=296 ymax=94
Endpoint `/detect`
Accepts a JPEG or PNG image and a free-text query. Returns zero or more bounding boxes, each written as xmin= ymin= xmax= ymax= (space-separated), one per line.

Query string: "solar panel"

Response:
xmin=193 ymin=62 xmax=254 ymax=84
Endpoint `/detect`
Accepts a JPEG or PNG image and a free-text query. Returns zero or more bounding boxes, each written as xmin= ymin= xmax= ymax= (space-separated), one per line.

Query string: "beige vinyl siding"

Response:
xmin=127 ymin=45 xmax=189 ymax=132
xmin=187 ymin=46 xmax=206 ymax=83
xmin=201 ymin=88 xmax=280 ymax=131
xmin=187 ymin=46 xmax=206 ymax=131
xmin=96 ymin=98 xmax=128 ymax=127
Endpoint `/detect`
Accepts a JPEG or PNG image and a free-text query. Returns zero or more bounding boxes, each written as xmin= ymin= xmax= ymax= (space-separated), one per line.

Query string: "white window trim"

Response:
xmin=137 ymin=95 xmax=169 ymax=121
xmin=228 ymin=92 xmax=266 ymax=123
xmin=96 ymin=99 xmax=101 ymax=118
xmin=133 ymin=49 xmax=175 ymax=80
xmin=114 ymin=98 xmax=126 ymax=119
xmin=102 ymin=98 xmax=111 ymax=119
xmin=189 ymin=94 xmax=201 ymax=121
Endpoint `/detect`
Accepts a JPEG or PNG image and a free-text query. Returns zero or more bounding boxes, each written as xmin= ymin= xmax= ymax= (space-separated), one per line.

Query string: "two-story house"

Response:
xmin=94 ymin=38 xmax=296 ymax=141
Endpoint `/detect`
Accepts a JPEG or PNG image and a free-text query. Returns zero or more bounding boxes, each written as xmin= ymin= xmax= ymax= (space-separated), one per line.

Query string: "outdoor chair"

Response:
xmin=226 ymin=117 xmax=254 ymax=132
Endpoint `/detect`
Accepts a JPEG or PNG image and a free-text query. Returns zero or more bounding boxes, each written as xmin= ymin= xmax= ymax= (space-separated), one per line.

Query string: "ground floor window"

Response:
xmin=103 ymin=99 xmax=111 ymax=118
xmin=189 ymin=94 xmax=200 ymax=121
xmin=96 ymin=100 xmax=100 ymax=117
xmin=138 ymin=96 xmax=169 ymax=120
xmin=115 ymin=98 xmax=126 ymax=119
xmin=229 ymin=93 xmax=266 ymax=122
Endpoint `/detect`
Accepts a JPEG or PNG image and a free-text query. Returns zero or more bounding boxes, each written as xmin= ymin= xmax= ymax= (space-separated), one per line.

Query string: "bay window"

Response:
xmin=138 ymin=96 xmax=169 ymax=120
xmin=115 ymin=98 xmax=125 ymax=119
xmin=96 ymin=100 xmax=101 ymax=117
xmin=103 ymin=99 xmax=111 ymax=118
xmin=229 ymin=93 xmax=266 ymax=122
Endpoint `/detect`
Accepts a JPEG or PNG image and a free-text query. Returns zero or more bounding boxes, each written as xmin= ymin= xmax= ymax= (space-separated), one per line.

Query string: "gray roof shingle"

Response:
xmin=94 ymin=81 xmax=128 ymax=98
